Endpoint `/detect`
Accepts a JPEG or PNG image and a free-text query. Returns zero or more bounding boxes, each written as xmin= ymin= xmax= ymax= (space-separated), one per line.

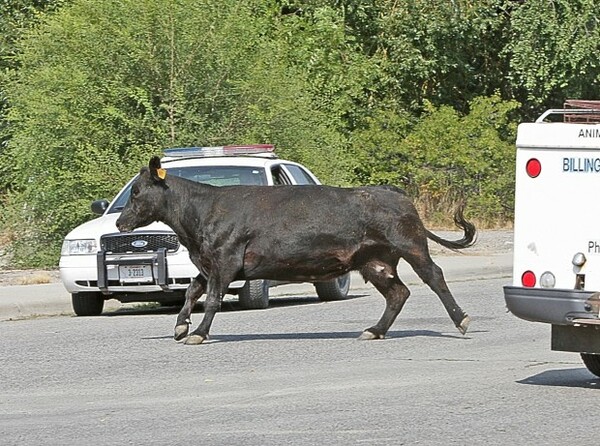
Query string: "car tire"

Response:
xmin=581 ymin=353 xmax=600 ymax=378
xmin=71 ymin=292 xmax=104 ymax=316
xmin=238 ymin=280 xmax=269 ymax=310
xmin=315 ymin=273 xmax=351 ymax=301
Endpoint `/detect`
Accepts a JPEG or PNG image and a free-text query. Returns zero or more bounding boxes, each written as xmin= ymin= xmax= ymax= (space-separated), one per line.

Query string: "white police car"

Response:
xmin=60 ymin=145 xmax=351 ymax=316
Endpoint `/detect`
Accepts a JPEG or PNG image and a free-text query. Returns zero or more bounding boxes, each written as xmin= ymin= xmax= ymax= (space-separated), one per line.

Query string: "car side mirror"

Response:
xmin=91 ymin=199 xmax=110 ymax=215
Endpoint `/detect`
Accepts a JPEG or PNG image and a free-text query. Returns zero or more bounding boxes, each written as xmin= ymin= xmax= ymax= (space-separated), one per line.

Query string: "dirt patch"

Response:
xmin=0 ymin=233 xmax=59 ymax=285
xmin=0 ymin=270 xmax=61 ymax=286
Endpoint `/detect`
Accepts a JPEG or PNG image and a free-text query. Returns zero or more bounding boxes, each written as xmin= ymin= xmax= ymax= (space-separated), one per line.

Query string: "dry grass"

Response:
xmin=15 ymin=273 xmax=53 ymax=285
xmin=414 ymin=199 xmax=513 ymax=231
xmin=0 ymin=232 xmax=12 ymax=246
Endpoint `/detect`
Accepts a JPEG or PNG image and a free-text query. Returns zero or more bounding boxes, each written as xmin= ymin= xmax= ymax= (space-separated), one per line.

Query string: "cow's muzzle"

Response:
xmin=115 ymin=219 xmax=131 ymax=233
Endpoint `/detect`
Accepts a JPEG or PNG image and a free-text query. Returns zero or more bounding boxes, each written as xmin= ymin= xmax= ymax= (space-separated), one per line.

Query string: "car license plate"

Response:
xmin=119 ymin=265 xmax=153 ymax=283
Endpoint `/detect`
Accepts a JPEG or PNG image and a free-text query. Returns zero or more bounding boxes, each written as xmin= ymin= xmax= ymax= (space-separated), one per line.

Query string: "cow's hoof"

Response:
xmin=358 ymin=330 xmax=385 ymax=340
xmin=457 ymin=315 xmax=471 ymax=335
xmin=184 ymin=334 xmax=206 ymax=345
xmin=174 ymin=324 xmax=189 ymax=341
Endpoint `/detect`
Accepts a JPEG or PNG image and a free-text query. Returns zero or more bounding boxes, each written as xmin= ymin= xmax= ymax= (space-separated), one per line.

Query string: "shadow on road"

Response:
xmin=141 ymin=328 xmax=464 ymax=343
xmin=518 ymin=368 xmax=600 ymax=389
xmin=103 ymin=293 xmax=368 ymax=317
xmin=210 ymin=329 xmax=465 ymax=343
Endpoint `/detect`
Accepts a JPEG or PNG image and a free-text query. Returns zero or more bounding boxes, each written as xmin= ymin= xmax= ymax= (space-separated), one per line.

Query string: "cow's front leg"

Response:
xmin=174 ymin=274 xmax=206 ymax=341
xmin=184 ymin=274 xmax=225 ymax=345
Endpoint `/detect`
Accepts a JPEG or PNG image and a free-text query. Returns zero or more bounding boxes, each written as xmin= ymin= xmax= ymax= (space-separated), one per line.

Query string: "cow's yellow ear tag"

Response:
xmin=157 ymin=168 xmax=167 ymax=180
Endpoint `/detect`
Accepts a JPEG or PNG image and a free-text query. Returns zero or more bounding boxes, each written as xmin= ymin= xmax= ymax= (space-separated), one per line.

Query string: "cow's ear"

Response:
xmin=149 ymin=156 xmax=167 ymax=182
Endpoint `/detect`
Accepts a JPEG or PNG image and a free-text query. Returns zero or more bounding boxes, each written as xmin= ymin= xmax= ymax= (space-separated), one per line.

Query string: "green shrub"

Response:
xmin=350 ymin=95 xmax=519 ymax=227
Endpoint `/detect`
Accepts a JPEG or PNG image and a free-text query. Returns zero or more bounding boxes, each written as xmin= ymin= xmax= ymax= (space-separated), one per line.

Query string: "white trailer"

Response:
xmin=504 ymin=105 xmax=600 ymax=377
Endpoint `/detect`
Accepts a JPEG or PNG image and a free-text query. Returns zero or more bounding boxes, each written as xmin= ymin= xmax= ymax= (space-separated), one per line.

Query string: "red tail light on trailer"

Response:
xmin=526 ymin=158 xmax=542 ymax=178
xmin=521 ymin=270 xmax=536 ymax=288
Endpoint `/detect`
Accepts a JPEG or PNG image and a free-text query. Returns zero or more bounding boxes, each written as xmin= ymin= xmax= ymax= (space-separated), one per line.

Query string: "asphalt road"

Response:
xmin=1 ymin=257 xmax=599 ymax=445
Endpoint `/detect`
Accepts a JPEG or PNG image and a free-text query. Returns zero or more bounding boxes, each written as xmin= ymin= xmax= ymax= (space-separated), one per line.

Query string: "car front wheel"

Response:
xmin=71 ymin=292 xmax=104 ymax=316
xmin=315 ymin=273 xmax=351 ymax=301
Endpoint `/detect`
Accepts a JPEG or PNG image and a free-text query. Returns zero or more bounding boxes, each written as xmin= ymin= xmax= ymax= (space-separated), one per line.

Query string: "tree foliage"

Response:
xmin=504 ymin=0 xmax=600 ymax=116
xmin=1 ymin=0 xmax=363 ymax=265
xmin=365 ymin=0 xmax=511 ymax=113
xmin=350 ymin=95 xmax=518 ymax=225
xmin=0 ymin=0 xmax=68 ymax=185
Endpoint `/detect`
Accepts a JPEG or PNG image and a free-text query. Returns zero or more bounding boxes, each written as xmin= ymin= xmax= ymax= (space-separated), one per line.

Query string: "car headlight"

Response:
xmin=61 ymin=239 xmax=98 ymax=255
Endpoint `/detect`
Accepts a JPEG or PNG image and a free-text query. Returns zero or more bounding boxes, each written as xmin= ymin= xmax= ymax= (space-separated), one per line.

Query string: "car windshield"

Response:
xmin=108 ymin=165 xmax=268 ymax=213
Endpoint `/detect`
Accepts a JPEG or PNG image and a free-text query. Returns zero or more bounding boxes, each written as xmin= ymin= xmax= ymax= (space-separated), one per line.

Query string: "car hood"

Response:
xmin=64 ymin=213 xmax=173 ymax=241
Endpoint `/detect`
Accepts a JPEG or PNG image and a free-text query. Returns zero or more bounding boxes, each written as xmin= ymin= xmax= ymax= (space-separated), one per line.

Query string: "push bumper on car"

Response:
xmin=97 ymin=248 xmax=170 ymax=294
xmin=60 ymin=250 xmax=196 ymax=294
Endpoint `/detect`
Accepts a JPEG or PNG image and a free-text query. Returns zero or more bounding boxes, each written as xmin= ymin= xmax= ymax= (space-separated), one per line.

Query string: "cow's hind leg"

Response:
xmin=174 ymin=274 xmax=206 ymax=341
xmin=359 ymin=260 xmax=410 ymax=340
xmin=404 ymin=251 xmax=470 ymax=335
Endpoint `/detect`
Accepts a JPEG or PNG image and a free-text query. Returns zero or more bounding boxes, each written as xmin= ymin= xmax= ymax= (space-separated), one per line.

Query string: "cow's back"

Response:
xmin=212 ymin=184 xmax=417 ymax=233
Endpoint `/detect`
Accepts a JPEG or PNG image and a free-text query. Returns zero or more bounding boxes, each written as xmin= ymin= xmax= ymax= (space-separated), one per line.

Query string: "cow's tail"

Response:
xmin=426 ymin=202 xmax=477 ymax=252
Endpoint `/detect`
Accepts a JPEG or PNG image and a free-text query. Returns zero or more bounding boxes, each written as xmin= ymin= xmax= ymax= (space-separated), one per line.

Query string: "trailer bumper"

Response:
xmin=503 ymin=286 xmax=600 ymax=325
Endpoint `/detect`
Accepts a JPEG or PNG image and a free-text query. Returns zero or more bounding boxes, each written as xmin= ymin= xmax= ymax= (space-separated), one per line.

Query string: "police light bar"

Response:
xmin=163 ymin=145 xmax=276 ymax=158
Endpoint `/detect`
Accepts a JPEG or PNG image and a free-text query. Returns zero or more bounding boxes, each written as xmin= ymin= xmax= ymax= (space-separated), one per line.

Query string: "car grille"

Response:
xmin=100 ymin=232 xmax=180 ymax=254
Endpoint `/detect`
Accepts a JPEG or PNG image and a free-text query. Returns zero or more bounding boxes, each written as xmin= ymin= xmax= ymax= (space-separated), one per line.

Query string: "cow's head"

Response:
xmin=116 ymin=156 xmax=168 ymax=232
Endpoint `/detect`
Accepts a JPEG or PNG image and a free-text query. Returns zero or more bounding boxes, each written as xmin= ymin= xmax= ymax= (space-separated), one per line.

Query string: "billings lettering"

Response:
xmin=563 ymin=157 xmax=600 ymax=172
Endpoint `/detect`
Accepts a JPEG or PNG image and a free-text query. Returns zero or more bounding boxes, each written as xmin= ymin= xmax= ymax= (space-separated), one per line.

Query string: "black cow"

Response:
xmin=116 ymin=157 xmax=476 ymax=345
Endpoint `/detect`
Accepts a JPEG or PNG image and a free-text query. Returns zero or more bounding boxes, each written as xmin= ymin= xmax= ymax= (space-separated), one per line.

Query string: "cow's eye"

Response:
xmin=131 ymin=185 xmax=140 ymax=198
